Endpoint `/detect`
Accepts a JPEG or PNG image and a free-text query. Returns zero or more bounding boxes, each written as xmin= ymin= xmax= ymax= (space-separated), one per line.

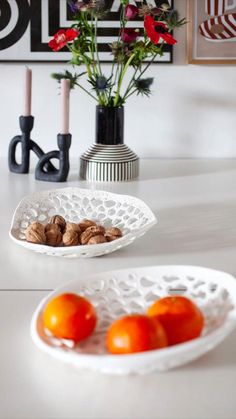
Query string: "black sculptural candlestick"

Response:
xmin=35 ymin=78 xmax=72 ymax=182
xmin=35 ymin=134 xmax=71 ymax=182
xmin=8 ymin=116 xmax=55 ymax=174
xmin=9 ymin=77 xmax=71 ymax=182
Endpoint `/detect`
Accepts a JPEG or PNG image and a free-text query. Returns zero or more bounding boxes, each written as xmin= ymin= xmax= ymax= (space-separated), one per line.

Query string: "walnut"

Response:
xmin=65 ymin=222 xmax=81 ymax=234
xmin=45 ymin=223 xmax=60 ymax=233
xmin=78 ymin=219 xmax=97 ymax=232
xmin=49 ymin=215 xmax=66 ymax=233
xmin=80 ymin=225 xmax=105 ymax=245
xmin=87 ymin=235 xmax=107 ymax=245
xmin=106 ymin=235 xmax=117 ymax=242
xmin=25 ymin=222 xmax=46 ymax=244
xmin=45 ymin=228 xmax=62 ymax=246
xmin=62 ymin=230 xmax=79 ymax=246
xmin=105 ymin=227 xmax=122 ymax=242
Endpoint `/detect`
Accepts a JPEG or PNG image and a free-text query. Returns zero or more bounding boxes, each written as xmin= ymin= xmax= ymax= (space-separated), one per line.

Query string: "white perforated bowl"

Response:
xmin=9 ymin=187 xmax=156 ymax=257
xmin=31 ymin=265 xmax=236 ymax=374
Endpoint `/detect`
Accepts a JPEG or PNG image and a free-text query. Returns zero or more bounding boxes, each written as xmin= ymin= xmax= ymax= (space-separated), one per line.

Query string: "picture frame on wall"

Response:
xmin=0 ymin=0 xmax=174 ymax=63
xmin=187 ymin=0 xmax=236 ymax=64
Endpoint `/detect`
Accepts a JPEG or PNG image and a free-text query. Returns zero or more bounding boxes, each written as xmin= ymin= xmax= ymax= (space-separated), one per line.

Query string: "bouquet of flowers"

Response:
xmin=49 ymin=0 xmax=186 ymax=107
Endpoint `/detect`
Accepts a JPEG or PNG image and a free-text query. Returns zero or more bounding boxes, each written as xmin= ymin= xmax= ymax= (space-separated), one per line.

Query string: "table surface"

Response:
xmin=1 ymin=158 xmax=236 ymax=419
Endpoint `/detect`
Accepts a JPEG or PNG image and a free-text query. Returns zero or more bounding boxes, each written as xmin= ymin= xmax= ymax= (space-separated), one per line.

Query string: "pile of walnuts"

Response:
xmin=25 ymin=215 xmax=122 ymax=247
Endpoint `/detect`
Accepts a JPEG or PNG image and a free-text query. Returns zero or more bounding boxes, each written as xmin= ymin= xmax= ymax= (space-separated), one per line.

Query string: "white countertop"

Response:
xmin=1 ymin=158 xmax=236 ymax=419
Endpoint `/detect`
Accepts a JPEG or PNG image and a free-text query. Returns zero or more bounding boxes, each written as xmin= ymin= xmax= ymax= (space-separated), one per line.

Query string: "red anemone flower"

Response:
xmin=125 ymin=4 xmax=139 ymax=20
xmin=49 ymin=28 xmax=79 ymax=52
xmin=144 ymin=15 xmax=177 ymax=45
xmin=121 ymin=28 xmax=139 ymax=43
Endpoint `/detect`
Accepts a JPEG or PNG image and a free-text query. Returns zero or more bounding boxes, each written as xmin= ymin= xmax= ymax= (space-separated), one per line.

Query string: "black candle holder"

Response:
xmin=35 ymin=134 xmax=71 ymax=182
xmin=8 ymin=116 xmax=55 ymax=174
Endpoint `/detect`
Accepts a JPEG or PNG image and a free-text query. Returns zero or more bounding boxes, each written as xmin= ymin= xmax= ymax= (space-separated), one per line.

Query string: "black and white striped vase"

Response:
xmin=80 ymin=106 xmax=139 ymax=182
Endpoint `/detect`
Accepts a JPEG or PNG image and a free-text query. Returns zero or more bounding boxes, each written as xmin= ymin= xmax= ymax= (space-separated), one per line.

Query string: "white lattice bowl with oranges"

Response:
xmin=31 ymin=265 xmax=236 ymax=375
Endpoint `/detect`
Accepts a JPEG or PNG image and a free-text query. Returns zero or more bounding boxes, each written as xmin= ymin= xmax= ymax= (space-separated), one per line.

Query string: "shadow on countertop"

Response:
xmin=114 ymin=200 xmax=236 ymax=258
xmin=136 ymin=159 xmax=236 ymax=182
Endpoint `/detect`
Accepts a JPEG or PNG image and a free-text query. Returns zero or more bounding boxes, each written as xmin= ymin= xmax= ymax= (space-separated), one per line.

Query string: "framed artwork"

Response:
xmin=0 ymin=0 xmax=174 ymax=63
xmin=187 ymin=0 xmax=236 ymax=64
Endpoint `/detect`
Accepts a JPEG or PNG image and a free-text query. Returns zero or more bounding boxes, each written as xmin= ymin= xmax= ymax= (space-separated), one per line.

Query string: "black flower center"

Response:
xmin=155 ymin=26 xmax=167 ymax=34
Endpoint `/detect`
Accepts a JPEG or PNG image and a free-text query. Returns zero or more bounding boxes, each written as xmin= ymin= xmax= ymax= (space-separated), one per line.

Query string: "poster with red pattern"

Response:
xmin=188 ymin=0 xmax=236 ymax=63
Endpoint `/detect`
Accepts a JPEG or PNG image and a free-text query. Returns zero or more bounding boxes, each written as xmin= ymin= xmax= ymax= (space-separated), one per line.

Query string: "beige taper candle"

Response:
xmin=61 ymin=79 xmax=70 ymax=134
xmin=23 ymin=67 xmax=32 ymax=116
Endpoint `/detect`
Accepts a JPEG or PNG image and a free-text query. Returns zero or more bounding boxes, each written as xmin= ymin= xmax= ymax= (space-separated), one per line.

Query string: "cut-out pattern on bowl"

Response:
xmin=31 ymin=265 xmax=236 ymax=375
xmin=9 ymin=187 xmax=156 ymax=257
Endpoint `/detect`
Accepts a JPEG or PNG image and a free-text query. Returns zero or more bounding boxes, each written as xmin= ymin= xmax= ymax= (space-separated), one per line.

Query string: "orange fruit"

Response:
xmin=106 ymin=314 xmax=168 ymax=354
xmin=43 ymin=293 xmax=97 ymax=343
xmin=147 ymin=295 xmax=204 ymax=346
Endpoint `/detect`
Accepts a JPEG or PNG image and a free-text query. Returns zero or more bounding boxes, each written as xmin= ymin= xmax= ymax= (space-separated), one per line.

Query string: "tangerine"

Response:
xmin=147 ymin=295 xmax=204 ymax=345
xmin=43 ymin=293 xmax=97 ymax=343
xmin=106 ymin=314 xmax=168 ymax=354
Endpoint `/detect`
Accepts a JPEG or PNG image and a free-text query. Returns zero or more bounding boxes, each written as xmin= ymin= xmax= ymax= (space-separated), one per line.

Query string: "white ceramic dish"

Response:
xmin=31 ymin=265 xmax=236 ymax=375
xmin=9 ymin=187 xmax=156 ymax=258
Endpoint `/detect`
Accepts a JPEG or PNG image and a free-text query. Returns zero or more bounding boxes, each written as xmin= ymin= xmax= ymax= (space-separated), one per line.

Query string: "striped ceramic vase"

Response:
xmin=80 ymin=106 xmax=139 ymax=182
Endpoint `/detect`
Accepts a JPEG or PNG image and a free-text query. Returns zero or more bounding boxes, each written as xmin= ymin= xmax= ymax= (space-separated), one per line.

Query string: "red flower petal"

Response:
xmin=66 ymin=28 xmax=79 ymax=41
xmin=144 ymin=15 xmax=155 ymax=30
xmin=144 ymin=16 xmax=160 ymax=44
xmin=144 ymin=15 xmax=177 ymax=45
xmin=121 ymin=28 xmax=139 ymax=43
xmin=162 ymin=33 xmax=177 ymax=45
xmin=48 ymin=38 xmax=65 ymax=52
xmin=48 ymin=39 xmax=57 ymax=51
xmin=48 ymin=28 xmax=79 ymax=51
xmin=57 ymin=29 xmax=67 ymax=36
xmin=125 ymin=5 xmax=138 ymax=20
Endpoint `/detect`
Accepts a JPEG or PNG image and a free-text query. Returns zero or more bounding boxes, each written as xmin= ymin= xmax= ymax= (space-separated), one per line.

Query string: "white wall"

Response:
xmin=0 ymin=0 xmax=236 ymax=158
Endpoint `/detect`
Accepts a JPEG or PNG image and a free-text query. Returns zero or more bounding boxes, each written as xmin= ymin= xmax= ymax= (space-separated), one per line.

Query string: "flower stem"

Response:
xmin=94 ymin=16 xmax=102 ymax=76
xmin=75 ymin=82 xmax=98 ymax=101
xmin=122 ymin=46 xmax=163 ymax=102
xmin=122 ymin=66 xmax=139 ymax=100
xmin=113 ymin=53 xmax=135 ymax=106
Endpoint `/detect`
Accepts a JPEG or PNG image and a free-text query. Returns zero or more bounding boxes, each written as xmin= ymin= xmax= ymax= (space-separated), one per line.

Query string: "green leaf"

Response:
xmin=51 ymin=70 xmax=86 ymax=89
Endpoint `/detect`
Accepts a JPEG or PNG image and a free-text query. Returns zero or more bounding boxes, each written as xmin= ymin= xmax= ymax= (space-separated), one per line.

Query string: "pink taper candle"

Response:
xmin=61 ymin=79 xmax=70 ymax=134
xmin=23 ymin=67 xmax=32 ymax=116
